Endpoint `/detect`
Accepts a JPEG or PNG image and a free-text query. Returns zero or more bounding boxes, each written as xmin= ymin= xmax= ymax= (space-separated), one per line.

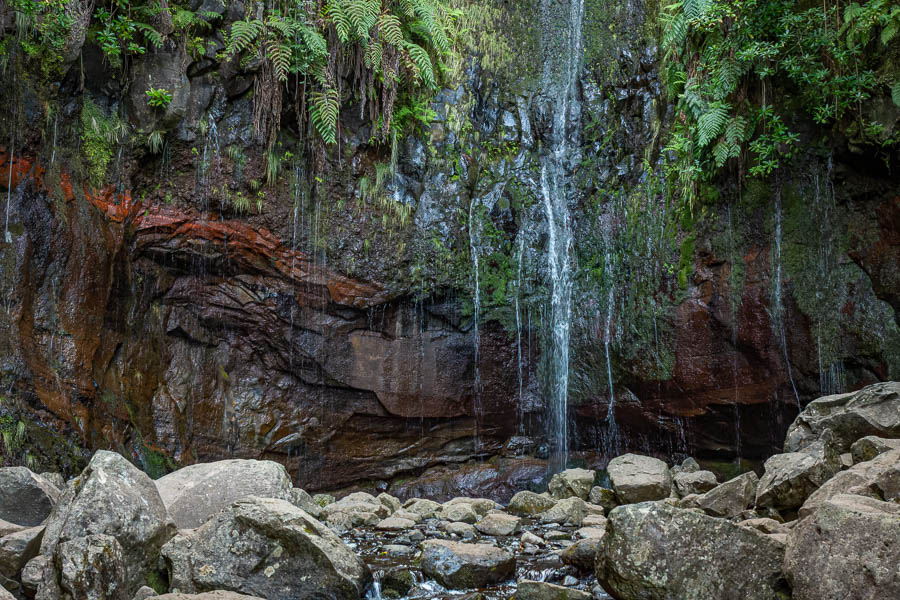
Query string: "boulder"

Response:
xmin=737 ymin=518 xmax=783 ymax=534
xmin=377 ymin=493 xmax=401 ymax=513
xmin=508 ymin=491 xmax=557 ymax=516
xmin=39 ymin=472 xmax=66 ymax=490
xmin=21 ymin=555 xmax=51 ymax=597
xmin=439 ymin=503 xmax=478 ymax=524
xmin=0 ymin=467 xmax=61 ymax=526
xmin=0 ymin=525 xmax=42 ymax=577
xmin=474 ymin=513 xmax=520 ymax=536
xmin=444 ymin=521 xmax=477 ymax=538
xmin=560 ymin=537 xmax=603 ymax=572
xmin=588 ymin=487 xmax=617 ymax=513
xmin=798 ymin=449 xmax=900 ymax=518
xmin=597 ymin=501 xmax=789 ymax=600
xmin=58 ymin=534 xmax=127 ymax=600
xmin=548 ymin=468 xmax=596 ymax=500
xmin=162 ymin=496 xmax=369 ymax=599
xmin=515 ymin=580 xmax=591 ymax=600
xmin=539 ymin=497 xmax=585 ymax=526
xmin=785 ymin=494 xmax=900 ymax=600
xmin=421 ymin=540 xmax=515 ymax=589
xmin=582 ymin=514 xmax=607 ymax=528
xmin=784 ymin=382 xmax=900 ymax=453
xmin=376 ymin=516 xmax=416 ymax=531
xmin=673 ymin=470 xmax=718 ymax=496
xmin=290 ymin=488 xmax=323 ymax=518
xmin=520 ymin=531 xmax=544 ymax=547
xmin=155 ymin=459 xmax=294 ymax=529
xmin=607 ymin=454 xmax=672 ymax=504
xmin=756 ymin=433 xmax=842 ymax=510
xmin=850 ymin=436 xmax=900 ymax=463
xmin=39 ymin=451 xmax=175 ymax=597
xmin=132 ymin=587 xmax=158 ymax=600
xmin=696 ymin=471 xmax=758 ymax=518
xmin=402 ymin=498 xmax=442 ymax=519
xmin=391 ymin=509 xmax=423 ymax=524
xmin=0 ymin=587 xmax=13 ymax=600
xmin=0 ymin=520 xmax=25 ymax=538
xmin=443 ymin=497 xmax=500 ymax=517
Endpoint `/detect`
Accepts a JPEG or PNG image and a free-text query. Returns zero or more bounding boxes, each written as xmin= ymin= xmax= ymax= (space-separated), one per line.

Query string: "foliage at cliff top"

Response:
xmin=5 ymin=0 xmax=459 ymax=148
xmin=662 ymin=0 xmax=900 ymax=207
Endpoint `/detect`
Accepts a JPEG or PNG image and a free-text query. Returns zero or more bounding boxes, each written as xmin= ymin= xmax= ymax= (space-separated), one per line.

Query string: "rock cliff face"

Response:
xmin=0 ymin=0 xmax=897 ymax=491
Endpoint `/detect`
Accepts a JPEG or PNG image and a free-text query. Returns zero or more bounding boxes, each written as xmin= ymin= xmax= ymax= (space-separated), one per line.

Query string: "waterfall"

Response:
xmin=540 ymin=0 xmax=585 ymax=473
xmin=468 ymin=197 xmax=482 ymax=454
xmin=773 ymin=183 xmax=800 ymax=409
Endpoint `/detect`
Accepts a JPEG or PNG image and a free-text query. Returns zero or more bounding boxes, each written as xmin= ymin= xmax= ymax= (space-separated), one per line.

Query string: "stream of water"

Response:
xmin=540 ymin=0 xmax=586 ymax=473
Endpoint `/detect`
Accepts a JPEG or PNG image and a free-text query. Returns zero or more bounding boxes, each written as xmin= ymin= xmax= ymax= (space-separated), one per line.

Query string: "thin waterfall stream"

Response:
xmin=540 ymin=0 xmax=586 ymax=473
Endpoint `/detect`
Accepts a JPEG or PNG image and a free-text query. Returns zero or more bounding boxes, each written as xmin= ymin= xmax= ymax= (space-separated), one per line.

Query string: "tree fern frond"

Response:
xmin=365 ymin=40 xmax=383 ymax=71
xmin=697 ymin=102 xmax=730 ymax=147
xmin=378 ymin=13 xmax=404 ymax=47
xmin=269 ymin=41 xmax=292 ymax=81
xmin=301 ymin=26 xmax=328 ymax=58
xmin=892 ymin=80 xmax=900 ymax=109
xmin=310 ymin=86 xmax=340 ymax=144
xmin=228 ymin=19 xmax=264 ymax=55
xmin=404 ymin=40 xmax=435 ymax=88
xmin=327 ymin=0 xmax=352 ymax=43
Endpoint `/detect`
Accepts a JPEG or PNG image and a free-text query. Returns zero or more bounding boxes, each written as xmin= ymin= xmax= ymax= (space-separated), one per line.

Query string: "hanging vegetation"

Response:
xmin=661 ymin=0 xmax=900 ymax=206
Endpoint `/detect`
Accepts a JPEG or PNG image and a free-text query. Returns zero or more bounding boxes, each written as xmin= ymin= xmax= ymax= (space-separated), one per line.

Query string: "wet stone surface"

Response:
xmin=338 ymin=517 xmax=613 ymax=600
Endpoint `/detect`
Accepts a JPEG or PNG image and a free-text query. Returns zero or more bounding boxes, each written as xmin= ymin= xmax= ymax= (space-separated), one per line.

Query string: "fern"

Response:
xmin=269 ymin=41 xmax=292 ymax=82
xmin=378 ymin=13 xmax=405 ymax=47
xmin=228 ymin=19 xmax=263 ymax=55
xmin=328 ymin=0 xmax=353 ymax=43
xmin=310 ymin=87 xmax=340 ymax=144
xmin=697 ymin=102 xmax=730 ymax=147
xmin=365 ymin=40 xmax=383 ymax=71
xmin=892 ymin=80 xmax=900 ymax=109
xmin=136 ymin=23 xmax=164 ymax=49
xmin=405 ymin=41 xmax=435 ymax=88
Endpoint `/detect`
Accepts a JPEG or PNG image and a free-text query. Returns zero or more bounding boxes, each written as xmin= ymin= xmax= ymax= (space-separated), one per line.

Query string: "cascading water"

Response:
xmin=468 ymin=197 xmax=482 ymax=454
xmin=772 ymin=182 xmax=800 ymax=409
xmin=539 ymin=0 xmax=585 ymax=473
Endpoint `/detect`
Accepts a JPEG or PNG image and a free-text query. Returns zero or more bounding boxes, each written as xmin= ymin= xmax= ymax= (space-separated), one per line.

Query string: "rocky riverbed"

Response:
xmin=0 ymin=382 xmax=897 ymax=600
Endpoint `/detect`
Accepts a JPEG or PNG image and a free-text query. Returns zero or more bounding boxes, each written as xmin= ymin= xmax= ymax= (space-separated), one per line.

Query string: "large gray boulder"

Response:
xmin=0 ymin=525 xmax=43 ymax=578
xmin=607 ymin=454 xmax=672 ymax=504
xmin=421 ymin=540 xmax=515 ymax=589
xmin=539 ymin=497 xmax=585 ymax=526
xmin=155 ymin=459 xmax=294 ymax=529
xmin=38 ymin=451 xmax=176 ymax=597
xmin=162 ymin=496 xmax=369 ymax=599
xmin=560 ymin=536 xmax=604 ymax=572
xmin=784 ymin=382 xmax=900 ymax=453
xmin=58 ymin=534 xmax=128 ymax=600
xmin=673 ymin=470 xmax=718 ymax=497
xmin=784 ymin=494 xmax=900 ymax=600
xmin=597 ymin=501 xmax=788 ymax=600
xmin=696 ymin=471 xmax=758 ymax=518
xmin=850 ymin=436 xmax=900 ymax=463
xmin=548 ymin=468 xmax=596 ymax=500
xmin=508 ymin=491 xmax=557 ymax=516
xmin=799 ymin=449 xmax=900 ymax=518
xmin=0 ymin=467 xmax=61 ymax=526
xmin=474 ymin=512 xmax=521 ymax=536
xmin=756 ymin=432 xmax=841 ymax=510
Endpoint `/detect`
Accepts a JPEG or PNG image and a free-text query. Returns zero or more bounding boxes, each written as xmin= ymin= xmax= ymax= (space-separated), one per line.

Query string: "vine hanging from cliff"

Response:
xmin=661 ymin=0 xmax=900 ymax=207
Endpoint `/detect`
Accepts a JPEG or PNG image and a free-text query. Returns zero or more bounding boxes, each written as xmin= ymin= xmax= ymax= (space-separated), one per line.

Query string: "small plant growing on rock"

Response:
xmin=145 ymin=87 xmax=173 ymax=108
